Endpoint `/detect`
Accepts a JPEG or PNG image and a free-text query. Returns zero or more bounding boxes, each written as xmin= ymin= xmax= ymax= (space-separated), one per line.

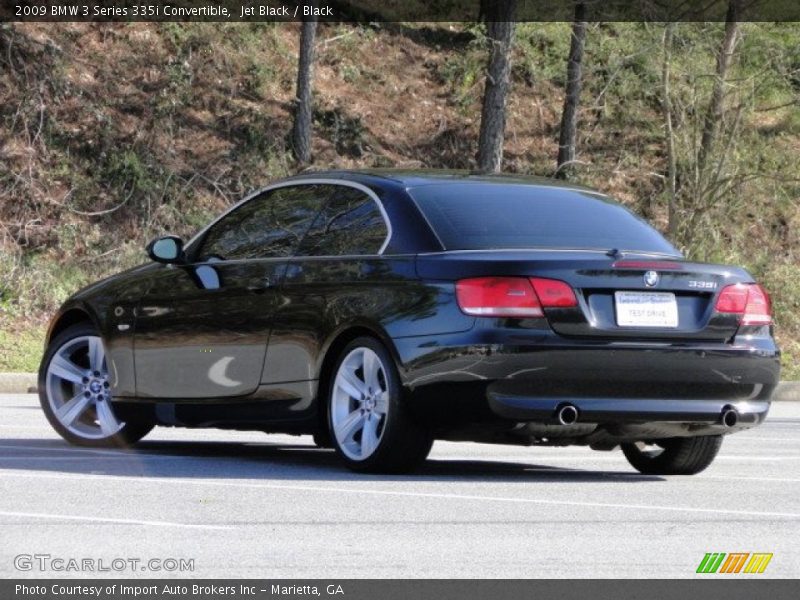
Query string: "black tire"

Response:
xmin=312 ymin=430 xmax=332 ymax=449
xmin=327 ymin=336 xmax=432 ymax=473
xmin=39 ymin=322 xmax=155 ymax=447
xmin=621 ymin=435 xmax=723 ymax=475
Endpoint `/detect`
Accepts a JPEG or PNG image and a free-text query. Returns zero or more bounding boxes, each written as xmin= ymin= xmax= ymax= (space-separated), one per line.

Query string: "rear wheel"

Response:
xmin=621 ymin=436 xmax=722 ymax=475
xmin=327 ymin=337 xmax=432 ymax=473
xmin=39 ymin=323 xmax=154 ymax=447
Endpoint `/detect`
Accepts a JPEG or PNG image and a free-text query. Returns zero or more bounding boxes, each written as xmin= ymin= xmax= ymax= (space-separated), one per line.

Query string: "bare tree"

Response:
xmin=476 ymin=0 xmax=517 ymax=172
xmin=697 ymin=0 xmax=741 ymax=176
xmin=291 ymin=13 xmax=319 ymax=165
xmin=661 ymin=23 xmax=678 ymax=235
xmin=555 ymin=2 xmax=587 ymax=179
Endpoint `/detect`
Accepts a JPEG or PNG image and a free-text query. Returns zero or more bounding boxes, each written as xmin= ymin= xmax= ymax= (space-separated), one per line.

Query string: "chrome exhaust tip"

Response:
xmin=721 ymin=408 xmax=739 ymax=428
xmin=556 ymin=404 xmax=579 ymax=426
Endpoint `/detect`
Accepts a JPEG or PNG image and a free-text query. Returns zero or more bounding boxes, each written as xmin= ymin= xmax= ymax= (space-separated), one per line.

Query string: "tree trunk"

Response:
xmin=698 ymin=0 xmax=740 ymax=175
xmin=477 ymin=0 xmax=492 ymax=22
xmin=476 ymin=0 xmax=517 ymax=173
xmin=555 ymin=2 xmax=587 ymax=179
xmin=662 ymin=23 xmax=678 ymax=235
xmin=291 ymin=15 xmax=318 ymax=165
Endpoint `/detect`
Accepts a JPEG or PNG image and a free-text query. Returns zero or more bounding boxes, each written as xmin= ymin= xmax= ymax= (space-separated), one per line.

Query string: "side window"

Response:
xmin=195 ymin=185 xmax=333 ymax=260
xmin=296 ymin=186 xmax=389 ymax=256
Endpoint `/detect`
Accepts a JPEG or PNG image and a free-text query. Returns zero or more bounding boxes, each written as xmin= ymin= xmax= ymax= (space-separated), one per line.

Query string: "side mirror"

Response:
xmin=146 ymin=236 xmax=185 ymax=264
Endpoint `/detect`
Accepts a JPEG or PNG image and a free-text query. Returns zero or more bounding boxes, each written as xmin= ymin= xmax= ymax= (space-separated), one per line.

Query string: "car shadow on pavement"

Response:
xmin=0 ymin=437 xmax=664 ymax=483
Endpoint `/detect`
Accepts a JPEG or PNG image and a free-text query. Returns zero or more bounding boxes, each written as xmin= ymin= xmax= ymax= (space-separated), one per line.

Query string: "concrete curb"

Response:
xmin=0 ymin=372 xmax=799 ymax=400
xmin=775 ymin=381 xmax=800 ymax=402
xmin=0 ymin=372 xmax=38 ymax=394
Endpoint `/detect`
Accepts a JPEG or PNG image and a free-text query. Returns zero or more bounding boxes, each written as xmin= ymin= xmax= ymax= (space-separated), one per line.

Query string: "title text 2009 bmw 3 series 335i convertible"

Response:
xmin=39 ymin=170 xmax=780 ymax=474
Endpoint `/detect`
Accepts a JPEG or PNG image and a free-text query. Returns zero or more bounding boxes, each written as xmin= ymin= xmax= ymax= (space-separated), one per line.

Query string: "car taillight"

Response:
xmin=715 ymin=283 xmax=772 ymax=326
xmin=530 ymin=278 xmax=578 ymax=308
xmin=455 ymin=277 xmax=577 ymax=318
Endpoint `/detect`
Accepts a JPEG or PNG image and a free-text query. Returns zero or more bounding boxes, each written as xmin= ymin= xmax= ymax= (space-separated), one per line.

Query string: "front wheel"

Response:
xmin=327 ymin=337 xmax=432 ymax=473
xmin=621 ymin=435 xmax=723 ymax=475
xmin=39 ymin=323 xmax=154 ymax=447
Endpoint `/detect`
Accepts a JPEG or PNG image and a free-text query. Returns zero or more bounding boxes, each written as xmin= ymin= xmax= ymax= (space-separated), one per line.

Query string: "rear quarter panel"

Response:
xmin=264 ymin=256 xmax=475 ymax=385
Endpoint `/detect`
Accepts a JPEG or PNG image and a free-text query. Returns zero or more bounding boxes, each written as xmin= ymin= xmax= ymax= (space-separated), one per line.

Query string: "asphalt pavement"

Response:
xmin=1 ymin=393 xmax=798 ymax=578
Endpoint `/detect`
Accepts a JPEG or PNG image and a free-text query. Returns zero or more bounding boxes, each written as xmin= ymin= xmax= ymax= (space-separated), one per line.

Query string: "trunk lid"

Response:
xmin=416 ymin=250 xmax=751 ymax=341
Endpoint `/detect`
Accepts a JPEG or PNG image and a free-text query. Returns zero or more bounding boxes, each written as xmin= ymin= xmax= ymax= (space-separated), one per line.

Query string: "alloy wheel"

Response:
xmin=44 ymin=335 xmax=124 ymax=440
xmin=330 ymin=347 xmax=389 ymax=461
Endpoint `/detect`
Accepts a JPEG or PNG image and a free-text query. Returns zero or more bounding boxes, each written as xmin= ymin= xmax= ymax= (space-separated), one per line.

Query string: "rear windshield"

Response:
xmin=410 ymin=183 xmax=679 ymax=254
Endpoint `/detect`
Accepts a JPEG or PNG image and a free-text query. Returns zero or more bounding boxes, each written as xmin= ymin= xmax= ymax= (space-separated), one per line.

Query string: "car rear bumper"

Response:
xmin=487 ymin=393 xmax=769 ymax=431
xmin=398 ymin=332 xmax=780 ymax=386
xmin=396 ymin=330 xmax=779 ymax=438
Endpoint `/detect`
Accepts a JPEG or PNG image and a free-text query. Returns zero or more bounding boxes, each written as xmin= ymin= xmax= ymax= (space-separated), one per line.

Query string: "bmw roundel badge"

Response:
xmin=644 ymin=270 xmax=660 ymax=287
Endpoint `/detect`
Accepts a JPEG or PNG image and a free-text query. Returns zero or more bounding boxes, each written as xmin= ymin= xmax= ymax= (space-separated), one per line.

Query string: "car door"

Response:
xmin=262 ymin=184 xmax=392 ymax=389
xmin=133 ymin=184 xmax=334 ymax=399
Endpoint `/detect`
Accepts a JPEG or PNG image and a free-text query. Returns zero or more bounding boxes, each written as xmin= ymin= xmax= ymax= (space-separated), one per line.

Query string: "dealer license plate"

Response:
xmin=614 ymin=291 xmax=678 ymax=328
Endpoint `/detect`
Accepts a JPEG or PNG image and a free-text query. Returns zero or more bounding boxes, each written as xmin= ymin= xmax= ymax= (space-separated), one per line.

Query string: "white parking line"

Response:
xmin=731 ymin=437 xmax=800 ymax=442
xmin=2 ymin=470 xmax=799 ymax=520
xmin=0 ymin=443 xmax=131 ymax=457
xmin=435 ymin=454 xmax=800 ymax=461
xmin=3 ymin=443 xmax=798 ymax=467
xmin=713 ymin=455 xmax=800 ymax=460
xmin=702 ymin=475 xmax=800 ymax=483
xmin=432 ymin=453 xmax=799 ymax=462
xmin=0 ymin=509 xmax=229 ymax=530
xmin=0 ymin=456 xmax=195 ymax=460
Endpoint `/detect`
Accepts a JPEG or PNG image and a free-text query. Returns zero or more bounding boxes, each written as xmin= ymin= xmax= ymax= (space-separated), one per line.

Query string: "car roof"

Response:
xmin=284 ymin=168 xmax=607 ymax=195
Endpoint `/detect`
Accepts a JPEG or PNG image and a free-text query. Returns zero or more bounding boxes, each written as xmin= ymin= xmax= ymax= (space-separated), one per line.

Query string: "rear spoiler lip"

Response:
xmin=416 ymin=247 xmax=683 ymax=258
xmin=611 ymin=259 xmax=684 ymax=270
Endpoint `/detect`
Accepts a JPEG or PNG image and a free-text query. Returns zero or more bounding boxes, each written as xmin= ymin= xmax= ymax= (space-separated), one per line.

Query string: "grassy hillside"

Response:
xmin=1 ymin=21 xmax=798 ymax=376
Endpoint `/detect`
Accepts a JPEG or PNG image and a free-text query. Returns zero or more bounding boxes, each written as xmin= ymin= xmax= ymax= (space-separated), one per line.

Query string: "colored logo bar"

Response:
xmin=696 ymin=553 xmax=773 ymax=574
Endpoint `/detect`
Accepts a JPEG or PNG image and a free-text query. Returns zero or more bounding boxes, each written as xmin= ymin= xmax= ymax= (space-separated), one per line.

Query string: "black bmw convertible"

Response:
xmin=39 ymin=170 xmax=780 ymax=474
